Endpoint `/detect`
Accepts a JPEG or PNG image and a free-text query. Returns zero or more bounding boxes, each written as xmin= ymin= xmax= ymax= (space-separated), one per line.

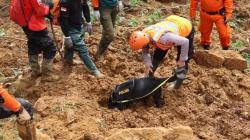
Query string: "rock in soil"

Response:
xmin=193 ymin=50 xmax=224 ymax=68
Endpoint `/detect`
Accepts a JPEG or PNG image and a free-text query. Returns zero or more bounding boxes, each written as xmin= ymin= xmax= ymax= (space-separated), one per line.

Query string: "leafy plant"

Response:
xmin=116 ymin=16 xmax=126 ymax=25
xmin=147 ymin=10 xmax=161 ymax=25
xmin=242 ymin=53 xmax=250 ymax=72
xmin=128 ymin=18 xmax=138 ymax=27
xmin=0 ymin=30 xmax=5 ymax=37
xmin=129 ymin=0 xmax=141 ymax=7
xmin=230 ymin=40 xmax=242 ymax=51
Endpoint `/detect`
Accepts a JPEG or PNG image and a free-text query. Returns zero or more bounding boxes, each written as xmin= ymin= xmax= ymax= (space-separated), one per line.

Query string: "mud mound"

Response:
xmin=105 ymin=126 xmax=198 ymax=140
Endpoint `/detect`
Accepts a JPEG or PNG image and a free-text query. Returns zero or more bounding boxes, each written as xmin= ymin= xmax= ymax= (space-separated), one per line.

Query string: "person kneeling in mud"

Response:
xmin=0 ymin=83 xmax=36 ymax=140
xmin=129 ymin=15 xmax=195 ymax=90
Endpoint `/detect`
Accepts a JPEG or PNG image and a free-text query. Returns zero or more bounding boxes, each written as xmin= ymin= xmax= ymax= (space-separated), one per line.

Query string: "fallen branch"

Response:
xmin=0 ymin=36 xmax=27 ymax=42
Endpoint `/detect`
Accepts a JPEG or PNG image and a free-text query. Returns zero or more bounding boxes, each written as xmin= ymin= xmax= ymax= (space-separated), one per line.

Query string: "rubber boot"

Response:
xmin=41 ymin=58 xmax=59 ymax=82
xmin=29 ymin=55 xmax=41 ymax=78
xmin=19 ymin=55 xmax=41 ymax=88
xmin=202 ymin=45 xmax=210 ymax=50
xmin=17 ymin=121 xmax=37 ymax=140
xmin=92 ymin=70 xmax=105 ymax=79
xmin=222 ymin=46 xmax=230 ymax=50
xmin=95 ymin=45 xmax=104 ymax=61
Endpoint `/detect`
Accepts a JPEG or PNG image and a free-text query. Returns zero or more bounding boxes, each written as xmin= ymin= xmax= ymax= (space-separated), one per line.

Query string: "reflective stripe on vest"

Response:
xmin=143 ymin=21 xmax=179 ymax=42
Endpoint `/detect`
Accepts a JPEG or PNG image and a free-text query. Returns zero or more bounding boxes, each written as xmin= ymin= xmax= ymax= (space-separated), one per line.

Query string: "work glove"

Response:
xmin=84 ymin=22 xmax=93 ymax=35
xmin=174 ymin=66 xmax=187 ymax=89
xmin=16 ymin=107 xmax=31 ymax=124
xmin=144 ymin=63 xmax=153 ymax=77
xmin=64 ymin=37 xmax=73 ymax=49
xmin=118 ymin=0 xmax=124 ymax=12
xmin=93 ymin=10 xmax=100 ymax=20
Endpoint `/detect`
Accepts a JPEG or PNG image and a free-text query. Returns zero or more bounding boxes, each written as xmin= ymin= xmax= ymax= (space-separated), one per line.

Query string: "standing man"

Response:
xmin=129 ymin=15 xmax=195 ymax=89
xmin=92 ymin=0 xmax=123 ymax=60
xmin=0 ymin=83 xmax=36 ymax=140
xmin=59 ymin=0 xmax=104 ymax=78
xmin=190 ymin=0 xmax=233 ymax=50
xmin=9 ymin=0 xmax=59 ymax=82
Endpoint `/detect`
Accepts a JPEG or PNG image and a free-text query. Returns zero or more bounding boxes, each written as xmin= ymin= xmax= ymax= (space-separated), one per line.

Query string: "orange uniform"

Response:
xmin=0 ymin=85 xmax=21 ymax=112
xmin=190 ymin=0 xmax=233 ymax=49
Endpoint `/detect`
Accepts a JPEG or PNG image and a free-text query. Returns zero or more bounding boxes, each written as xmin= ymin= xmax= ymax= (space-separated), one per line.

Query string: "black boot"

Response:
xmin=202 ymin=45 xmax=210 ymax=50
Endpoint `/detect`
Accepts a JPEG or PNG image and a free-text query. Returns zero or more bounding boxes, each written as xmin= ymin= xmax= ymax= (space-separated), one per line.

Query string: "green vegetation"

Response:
xmin=52 ymin=103 xmax=76 ymax=112
xmin=0 ymin=129 xmax=5 ymax=140
xmin=242 ymin=53 xmax=250 ymax=72
xmin=116 ymin=16 xmax=126 ymax=25
xmin=230 ymin=40 xmax=242 ymax=51
xmin=128 ymin=18 xmax=139 ymax=27
xmin=129 ymin=0 xmax=142 ymax=7
xmin=147 ymin=10 xmax=161 ymax=25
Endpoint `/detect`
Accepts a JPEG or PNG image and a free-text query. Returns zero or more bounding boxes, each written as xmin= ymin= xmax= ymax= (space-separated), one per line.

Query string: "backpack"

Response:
xmin=9 ymin=0 xmax=32 ymax=27
xmin=49 ymin=0 xmax=61 ymax=25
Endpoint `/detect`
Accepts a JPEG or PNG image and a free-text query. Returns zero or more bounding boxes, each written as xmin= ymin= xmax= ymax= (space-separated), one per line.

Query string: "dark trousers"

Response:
xmin=22 ymin=27 xmax=56 ymax=59
xmin=98 ymin=7 xmax=118 ymax=55
xmin=0 ymin=98 xmax=33 ymax=119
xmin=152 ymin=27 xmax=195 ymax=71
xmin=64 ymin=26 xmax=98 ymax=73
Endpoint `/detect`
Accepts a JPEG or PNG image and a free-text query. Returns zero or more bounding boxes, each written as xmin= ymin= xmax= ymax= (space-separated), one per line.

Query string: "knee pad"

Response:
xmin=16 ymin=98 xmax=33 ymax=118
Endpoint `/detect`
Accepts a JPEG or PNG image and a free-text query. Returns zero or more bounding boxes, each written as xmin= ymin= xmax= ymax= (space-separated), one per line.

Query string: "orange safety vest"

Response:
xmin=143 ymin=15 xmax=192 ymax=50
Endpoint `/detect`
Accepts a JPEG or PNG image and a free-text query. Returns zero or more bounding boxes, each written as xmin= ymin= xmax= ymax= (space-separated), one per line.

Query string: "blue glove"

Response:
xmin=84 ymin=22 xmax=93 ymax=35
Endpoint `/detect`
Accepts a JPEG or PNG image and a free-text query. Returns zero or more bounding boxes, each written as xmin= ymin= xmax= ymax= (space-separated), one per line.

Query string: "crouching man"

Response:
xmin=0 ymin=84 xmax=36 ymax=140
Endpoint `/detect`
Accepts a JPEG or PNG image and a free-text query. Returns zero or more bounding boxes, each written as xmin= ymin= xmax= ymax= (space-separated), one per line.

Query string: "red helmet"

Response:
xmin=129 ymin=31 xmax=150 ymax=51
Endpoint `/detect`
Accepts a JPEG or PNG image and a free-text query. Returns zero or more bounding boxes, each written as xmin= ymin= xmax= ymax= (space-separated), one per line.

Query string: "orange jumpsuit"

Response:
xmin=0 ymin=85 xmax=21 ymax=112
xmin=190 ymin=0 xmax=233 ymax=49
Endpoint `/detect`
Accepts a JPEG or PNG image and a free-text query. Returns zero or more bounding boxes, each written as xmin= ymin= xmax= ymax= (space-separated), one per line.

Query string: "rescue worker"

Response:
xmin=0 ymin=83 xmax=36 ymax=140
xmin=92 ymin=0 xmax=123 ymax=60
xmin=9 ymin=0 xmax=59 ymax=82
xmin=59 ymin=0 xmax=104 ymax=78
xmin=129 ymin=15 xmax=195 ymax=89
xmin=190 ymin=0 xmax=233 ymax=50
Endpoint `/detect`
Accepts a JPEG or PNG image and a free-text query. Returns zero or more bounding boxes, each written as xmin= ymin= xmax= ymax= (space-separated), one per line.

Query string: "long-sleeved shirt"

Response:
xmin=59 ymin=0 xmax=91 ymax=37
xmin=0 ymin=86 xmax=21 ymax=113
xmin=142 ymin=32 xmax=189 ymax=67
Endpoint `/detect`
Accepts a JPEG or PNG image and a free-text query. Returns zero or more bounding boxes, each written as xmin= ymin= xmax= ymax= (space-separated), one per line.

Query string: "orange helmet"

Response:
xmin=129 ymin=31 xmax=150 ymax=51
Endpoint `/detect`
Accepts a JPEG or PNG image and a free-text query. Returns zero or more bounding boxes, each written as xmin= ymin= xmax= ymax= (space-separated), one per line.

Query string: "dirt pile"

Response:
xmin=105 ymin=126 xmax=198 ymax=140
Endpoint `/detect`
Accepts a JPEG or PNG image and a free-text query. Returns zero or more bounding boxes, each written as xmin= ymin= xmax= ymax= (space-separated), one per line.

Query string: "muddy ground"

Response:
xmin=0 ymin=0 xmax=250 ymax=140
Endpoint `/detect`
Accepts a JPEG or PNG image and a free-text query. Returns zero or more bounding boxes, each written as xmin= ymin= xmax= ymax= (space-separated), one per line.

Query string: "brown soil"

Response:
xmin=0 ymin=0 xmax=250 ymax=140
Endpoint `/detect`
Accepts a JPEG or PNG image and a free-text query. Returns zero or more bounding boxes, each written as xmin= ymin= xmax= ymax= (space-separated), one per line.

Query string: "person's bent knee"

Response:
xmin=16 ymin=98 xmax=33 ymax=119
